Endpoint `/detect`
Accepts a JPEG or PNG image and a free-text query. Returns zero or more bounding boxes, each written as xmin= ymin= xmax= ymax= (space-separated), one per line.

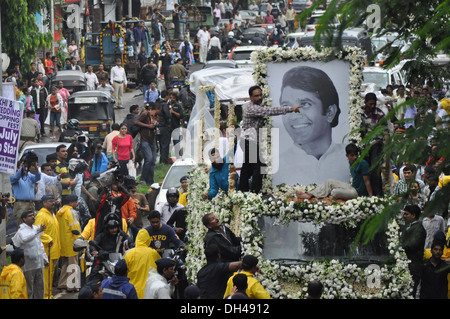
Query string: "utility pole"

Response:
xmin=50 ymin=0 xmax=55 ymax=54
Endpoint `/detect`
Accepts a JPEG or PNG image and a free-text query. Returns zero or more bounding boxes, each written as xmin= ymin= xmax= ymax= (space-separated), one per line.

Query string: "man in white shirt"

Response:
xmin=35 ymin=163 xmax=62 ymax=209
xmin=144 ymin=258 xmax=177 ymax=299
xmin=249 ymin=1 xmax=258 ymax=10
xmin=208 ymin=33 xmax=222 ymax=60
xmin=12 ymin=210 xmax=49 ymax=299
xmin=197 ymin=26 xmax=210 ymax=64
xmin=84 ymin=65 xmax=99 ymax=91
xmin=110 ymin=58 xmax=128 ymax=109
xmin=96 ymin=77 xmax=115 ymax=98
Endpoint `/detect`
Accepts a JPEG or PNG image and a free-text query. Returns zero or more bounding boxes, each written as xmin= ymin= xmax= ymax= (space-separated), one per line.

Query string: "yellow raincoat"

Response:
xmin=0 ymin=264 xmax=28 ymax=299
xmin=223 ymin=271 xmax=272 ymax=299
xmin=124 ymin=232 xmax=160 ymax=299
xmin=56 ymin=205 xmax=81 ymax=257
xmin=34 ymin=207 xmax=60 ymax=299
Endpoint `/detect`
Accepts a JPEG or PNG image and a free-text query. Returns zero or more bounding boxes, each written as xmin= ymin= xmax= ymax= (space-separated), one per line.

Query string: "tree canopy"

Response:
xmin=1 ymin=0 xmax=53 ymax=73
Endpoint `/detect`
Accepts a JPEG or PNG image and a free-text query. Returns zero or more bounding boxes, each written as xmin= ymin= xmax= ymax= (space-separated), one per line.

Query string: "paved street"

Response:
xmin=52 ymin=62 xmax=203 ymax=299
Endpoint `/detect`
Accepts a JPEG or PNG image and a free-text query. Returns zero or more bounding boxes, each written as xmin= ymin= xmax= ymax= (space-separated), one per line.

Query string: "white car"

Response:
xmin=362 ymin=62 xmax=407 ymax=89
xmin=229 ymin=45 xmax=265 ymax=68
xmin=17 ymin=142 xmax=71 ymax=166
xmin=305 ymin=10 xmax=340 ymax=32
xmin=152 ymin=158 xmax=196 ymax=210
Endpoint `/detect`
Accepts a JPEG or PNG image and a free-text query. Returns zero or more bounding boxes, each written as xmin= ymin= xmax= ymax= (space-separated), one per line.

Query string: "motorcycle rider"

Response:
xmin=59 ymin=118 xmax=82 ymax=143
xmin=168 ymin=58 xmax=187 ymax=86
xmin=88 ymin=214 xmax=134 ymax=282
xmin=155 ymin=187 xmax=184 ymax=224
xmin=135 ymin=210 xmax=184 ymax=256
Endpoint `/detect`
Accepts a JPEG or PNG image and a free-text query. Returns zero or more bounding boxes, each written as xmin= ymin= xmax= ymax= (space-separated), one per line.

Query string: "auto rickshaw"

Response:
xmin=67 ymin=90 xmax=115 ymax=140
xmin=50 ymin=70 xmax=87 ymax=93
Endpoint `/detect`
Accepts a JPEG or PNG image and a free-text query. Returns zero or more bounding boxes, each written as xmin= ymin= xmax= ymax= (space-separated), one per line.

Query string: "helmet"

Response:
xmin=123 ymin=175 xmax=138 ymax=189
xmin=67 ymin=118 xmax=79 ymax=130
xmin=104 ymin=213 xmax=120 ymax=229
xmin=166 ymin=187 xmax=180 ymax=207
xmin=228 ymin=31 xmax=234 ymax=38
xmin=106 ymin=219 xmax=120 ymax=229
xmin=68 ymin=158 xmax=88 ymax=175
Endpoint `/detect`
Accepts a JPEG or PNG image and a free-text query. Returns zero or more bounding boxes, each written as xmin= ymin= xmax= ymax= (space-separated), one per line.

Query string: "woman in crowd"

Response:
xmin=112 ymin=123 xmax=135 ymax=177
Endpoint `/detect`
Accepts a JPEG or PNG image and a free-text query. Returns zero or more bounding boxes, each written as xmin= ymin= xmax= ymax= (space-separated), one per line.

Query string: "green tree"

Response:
xmin=299 ymin=0 xmax=450 ymax=245
xmin=1 ymin=0 xmax=53 ymax=73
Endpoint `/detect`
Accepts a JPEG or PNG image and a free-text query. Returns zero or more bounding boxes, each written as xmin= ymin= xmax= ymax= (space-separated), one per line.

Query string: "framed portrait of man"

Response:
xmin=266 ymin=59 xmax=352 ymax=187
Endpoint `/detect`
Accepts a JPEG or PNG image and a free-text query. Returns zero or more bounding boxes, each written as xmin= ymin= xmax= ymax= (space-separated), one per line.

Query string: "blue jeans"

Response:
xmin=50 ymin=111 xmax=61 ymax=127
xmin=140 ymin=142 xmax=156 ymax=184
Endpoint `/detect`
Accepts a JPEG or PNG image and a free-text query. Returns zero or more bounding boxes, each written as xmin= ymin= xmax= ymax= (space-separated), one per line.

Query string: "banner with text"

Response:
xmin=0 ymin=97 xmax=23 ymax=174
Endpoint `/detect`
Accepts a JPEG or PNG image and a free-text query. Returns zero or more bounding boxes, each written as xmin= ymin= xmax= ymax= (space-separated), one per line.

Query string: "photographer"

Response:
xmin=94 ymin=166 xmax=131 ymax=237
xmin=10 ymin=152 xmax=41 ymax=226
xmin=135 ymin=102 xmax=159 ymax=185
xmin=58 ymin=119 xmax=87 ymax=143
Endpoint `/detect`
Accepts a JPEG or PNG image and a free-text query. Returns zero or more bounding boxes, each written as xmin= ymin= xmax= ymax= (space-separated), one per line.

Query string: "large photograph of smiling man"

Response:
xmin=267 ymin=60 xmax=351 ymax=187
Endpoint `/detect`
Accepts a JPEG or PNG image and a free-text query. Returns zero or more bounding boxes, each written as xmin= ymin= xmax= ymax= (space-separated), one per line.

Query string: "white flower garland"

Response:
xmin=184 ymin=47 xmax=412 ymax=299
xmin=185 ymin=166 xmax=412 ymax=299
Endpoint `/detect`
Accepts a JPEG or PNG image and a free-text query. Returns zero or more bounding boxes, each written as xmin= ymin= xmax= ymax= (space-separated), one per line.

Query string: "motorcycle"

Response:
xmin=170 ymin=76 xmax=184 ymax=93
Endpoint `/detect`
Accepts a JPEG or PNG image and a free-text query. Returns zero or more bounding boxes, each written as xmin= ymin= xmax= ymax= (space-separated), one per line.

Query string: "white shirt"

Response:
xmin=209 ymin=36 xmax=221 ymax=50
xmin=197 ymin=29 xmax=210 ymax=46
xmin=85 ymin=72 xmax=99 ymax=90
xmin=273 ymin=143 xmax=350 ymax=187
xmin=12 ymin=224 xmax=48 ymax=272
xmin=35 ymin=172 xmax=60 ymax=201
xmin=144 ymin=269 xmax=174 ymax=299
xmin=234 ymin=14 xmax=242 ymax=21
xmin=97 ymin=83 xmax=115 ymax=98
xmin=110 ymin=65 xmax=128 ymax=85
xmin=155 ymin=202 xmax=184 ymax=224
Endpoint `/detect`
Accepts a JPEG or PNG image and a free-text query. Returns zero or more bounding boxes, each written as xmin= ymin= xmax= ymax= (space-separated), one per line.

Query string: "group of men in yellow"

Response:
xmin=1 ymin=194 xmax=80 ymax=299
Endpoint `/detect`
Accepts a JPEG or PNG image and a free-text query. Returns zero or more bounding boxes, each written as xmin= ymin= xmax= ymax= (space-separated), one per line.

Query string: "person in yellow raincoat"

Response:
xmin=124 ymin=230 xmax=161 ymax=299
xmin=223 ymin=255 xmax=271 ymax=299
xmin=56 ymin=194 xmax=81 ymax=292
xmin=34 ymin=194 xmax=60 ymax=299
xmin=0 ymin=249 xmax=28 ymax=299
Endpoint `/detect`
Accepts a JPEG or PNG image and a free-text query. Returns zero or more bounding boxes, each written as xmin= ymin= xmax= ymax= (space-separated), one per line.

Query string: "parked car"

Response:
xmin=229 ymin=45 xmax=265 ymax=68
xmin=299 ymin=28 xmax=374 ymax=59
xmin=17 ymin=142 xmax=71 ymax=168
xmin=240 ymin=27 xmax=269 ymax=45
xmin=152 ymin=158 xmax=196 ymax=210
xmin=362 ymin=62 xmax=407 ymax=89
xmin=289 ymin=0 xmax=312 ymax=13
xmin=305 ymin=10 xmax=340 ymax=32
xmin=239 ymin=10 xmax=258 ymax=22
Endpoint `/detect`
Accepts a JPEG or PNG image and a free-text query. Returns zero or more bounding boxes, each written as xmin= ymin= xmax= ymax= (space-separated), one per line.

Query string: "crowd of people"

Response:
xmin=2 ymin=0 xmax=450 ymax=300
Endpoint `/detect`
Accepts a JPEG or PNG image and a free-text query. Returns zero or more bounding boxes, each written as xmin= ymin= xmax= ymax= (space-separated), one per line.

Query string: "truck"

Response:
xmin=84 ymin=20 xmax=152 ymax=86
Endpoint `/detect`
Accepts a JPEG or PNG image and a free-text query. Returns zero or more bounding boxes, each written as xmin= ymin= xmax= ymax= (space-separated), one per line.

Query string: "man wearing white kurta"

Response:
xmin=12 ymin=211 xmax=48 ymax=299
xmin=197 ymin=26 xmax=210 ymax=64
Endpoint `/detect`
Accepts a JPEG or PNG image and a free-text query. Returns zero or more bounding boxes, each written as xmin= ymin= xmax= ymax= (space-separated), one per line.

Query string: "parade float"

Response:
xmin=182 ymin=46 xmax=413 ymax=299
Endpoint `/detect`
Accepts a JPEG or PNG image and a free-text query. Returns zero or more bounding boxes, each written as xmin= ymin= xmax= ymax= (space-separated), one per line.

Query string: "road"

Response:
xmin=53 ymin=62 xmax=203 ymax=299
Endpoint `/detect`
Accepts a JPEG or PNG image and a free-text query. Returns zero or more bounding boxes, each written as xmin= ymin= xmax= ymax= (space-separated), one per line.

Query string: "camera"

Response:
xmin=74 ymin=131 xmax=88 ymax=143
xmin=97 ymin=162 xmax=123 ymax=187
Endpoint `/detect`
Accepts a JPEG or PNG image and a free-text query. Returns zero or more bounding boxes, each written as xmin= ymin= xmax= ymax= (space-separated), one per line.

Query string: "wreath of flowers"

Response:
xmin=100 ymin=22 xmax=128 ymax=65
xmin=184 ymin=46 xmax=413 ymax=299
